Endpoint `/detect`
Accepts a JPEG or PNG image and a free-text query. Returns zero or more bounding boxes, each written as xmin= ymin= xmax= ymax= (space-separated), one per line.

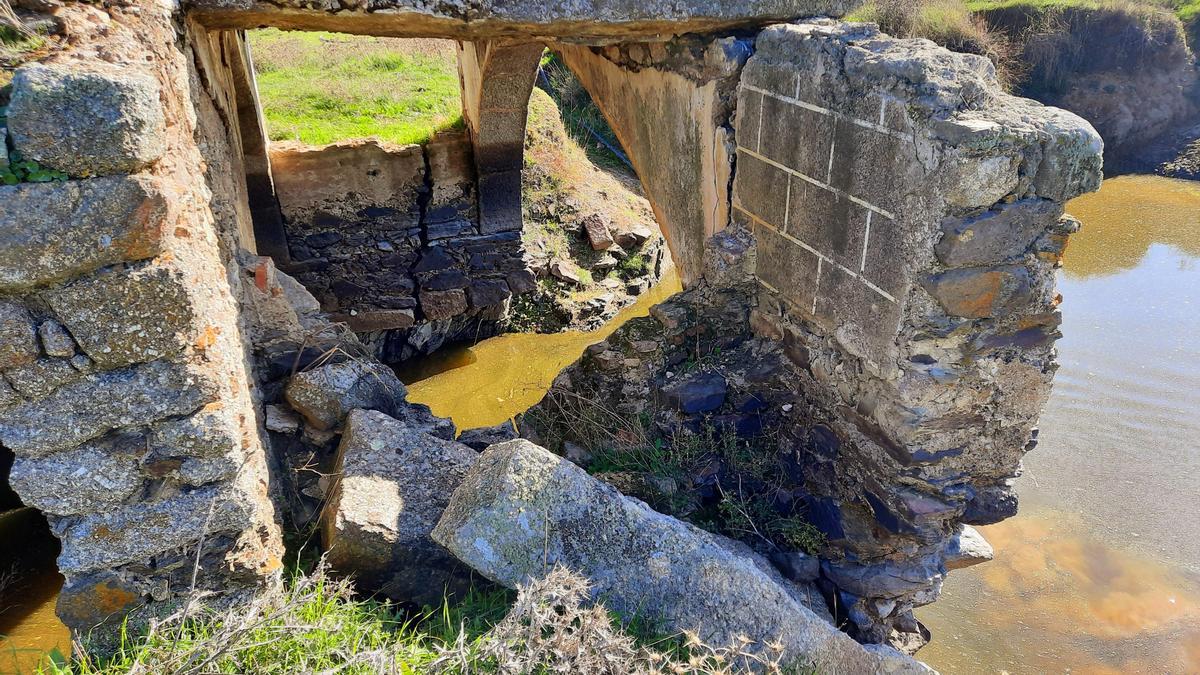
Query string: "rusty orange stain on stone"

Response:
xmin=90 ymin=582 xmax=140 ymax=617
xmin=954 ymin=271 xmax=1003 ymax=318
xmin=195 ymin=324 xmax=221 ymax=351
xmin=254 ymin=258 xmax=273 ymax=293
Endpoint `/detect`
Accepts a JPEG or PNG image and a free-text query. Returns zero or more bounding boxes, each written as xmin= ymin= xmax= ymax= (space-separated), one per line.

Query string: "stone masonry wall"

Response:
xmin=269 ymin=134 xmax=535 ymax=362
xmin=734 ymin=21 xmax=1101 ymax=643
xmin=0 ymin=4 xmax=285 ymax=636
xmin=0 ymin=1 xmax=1104 ymax=656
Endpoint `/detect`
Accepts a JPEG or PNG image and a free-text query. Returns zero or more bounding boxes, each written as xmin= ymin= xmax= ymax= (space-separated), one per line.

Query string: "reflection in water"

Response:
xmin=0 ymin=508 xmax=68 ymax=675
xmin=922 ymin=512 xmax=1200 ymax=673
xmin=1060 ymin=175 xmax=1200 ymax=278
xmin=404 ymin=269 xmax=683 ymax=431
xmin=921 ymin=175 xmax=1200 ymax=673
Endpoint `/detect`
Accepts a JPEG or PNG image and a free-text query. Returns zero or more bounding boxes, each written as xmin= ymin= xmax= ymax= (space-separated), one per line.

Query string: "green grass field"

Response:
xmin=247 ymin=30 xmax=463 ymax=147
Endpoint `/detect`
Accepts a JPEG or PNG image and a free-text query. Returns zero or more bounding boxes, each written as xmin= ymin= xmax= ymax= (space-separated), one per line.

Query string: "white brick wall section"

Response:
xmin=735 ymin=204 xmax=897 ymax=305
xmin=737 ymin=146 xmax=896 ymax=221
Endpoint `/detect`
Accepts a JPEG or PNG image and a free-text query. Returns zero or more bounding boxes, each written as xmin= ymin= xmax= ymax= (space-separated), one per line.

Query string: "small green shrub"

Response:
xmin=619 ymin=253 xmax=650 ymax=279
xmin=770 ymin=517 xmax=828 ymax=556
xmin=1 ymin=150 xmax=68 ymax=185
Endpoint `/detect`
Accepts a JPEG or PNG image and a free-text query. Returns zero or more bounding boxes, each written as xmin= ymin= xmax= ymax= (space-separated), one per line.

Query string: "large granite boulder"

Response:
xmin=322 ymin=409 xmax=479 ymax=607
xmin=7 ymin=63 xmax=165 ymax=177
xmin=0 ymin=177 xmax=168 ymax=293
xmin=433 ymin=439 xmax=928 ymax=673
xmin=284 ymin=359 xmax=407 ymax=431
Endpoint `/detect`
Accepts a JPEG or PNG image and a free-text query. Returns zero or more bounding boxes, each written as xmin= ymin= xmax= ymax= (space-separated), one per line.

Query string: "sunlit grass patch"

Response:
xmin=247 ymin=30 xmax=463 ymax=147
xmin=42 ymin=564 xmax=801 ymax=674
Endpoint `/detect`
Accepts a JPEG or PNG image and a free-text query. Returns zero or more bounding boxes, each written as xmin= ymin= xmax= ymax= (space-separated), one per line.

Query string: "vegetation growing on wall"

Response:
xmin=524 ymin=397 xmax=828 ymax=557
xmin=0 ymin=150 xmax=68 ymax=184
xmin=2 ymin=1 xmax=65 ymax=184
xmin=246 ymin=30 xmax=464 ymax=147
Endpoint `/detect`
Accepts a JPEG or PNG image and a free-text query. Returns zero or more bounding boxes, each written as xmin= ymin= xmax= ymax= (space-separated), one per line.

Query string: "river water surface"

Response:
xmin=918 ymin=175 xmax=1200 ymax=673
xmin=1 ymin=175 xmax=1197 ymax=673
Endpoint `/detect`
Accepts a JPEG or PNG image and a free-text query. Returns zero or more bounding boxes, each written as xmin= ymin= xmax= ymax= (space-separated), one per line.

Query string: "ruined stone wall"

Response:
xmin=0 ymin=5 xmax=285 ymax=635
xmin=734 ymin=21 xmax=1101 ymax=643
xmin=268 ymin=133 xmax=534 ymax=362
xmin=0 ymin=0 xmax=1105 ymax=657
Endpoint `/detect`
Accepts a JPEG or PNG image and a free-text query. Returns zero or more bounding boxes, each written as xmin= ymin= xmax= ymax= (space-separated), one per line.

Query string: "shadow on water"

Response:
xmin=394 ymin=345 xmax=479 ymax=385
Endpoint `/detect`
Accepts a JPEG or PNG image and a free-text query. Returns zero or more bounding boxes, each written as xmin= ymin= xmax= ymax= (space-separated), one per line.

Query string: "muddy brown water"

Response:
xmin=1 ymin=175 xmax=1197 ymax=672
xmin=919 ymin=175 xmax=1200 ymax=673
xmin=398 ymin=270 xmax=684 ymax=428
xmin=0 ymin=508 xmax=67 ymax=674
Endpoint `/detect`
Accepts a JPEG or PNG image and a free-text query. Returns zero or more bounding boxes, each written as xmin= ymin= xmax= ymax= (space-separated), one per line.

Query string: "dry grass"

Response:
xmin=852 ymin=0 xmax=1024 ymax=87
xmin=49 ymin=564 xmax=799 ymax=675
xmin=432 ymin=566 xmax=796 ymax=675
xmin=966 ymin=0 xmax=1191 ymax=94
xmin=855 ymin=0 xmax=1193 ymax=92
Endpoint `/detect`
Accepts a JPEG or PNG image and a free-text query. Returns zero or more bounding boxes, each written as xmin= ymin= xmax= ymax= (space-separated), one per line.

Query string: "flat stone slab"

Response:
xmin=433 ymin=439 xmax=927 ymax=673
xmin=188 ymin=0 xmax=850 ymax=40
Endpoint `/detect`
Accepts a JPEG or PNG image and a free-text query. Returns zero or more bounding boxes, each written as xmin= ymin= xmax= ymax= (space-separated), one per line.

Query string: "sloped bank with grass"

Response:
xmin=47 ymin=564 xmax=809 ymax=674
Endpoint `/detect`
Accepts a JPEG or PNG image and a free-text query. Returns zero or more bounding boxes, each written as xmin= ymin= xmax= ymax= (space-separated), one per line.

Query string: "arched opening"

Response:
xmin=231 ymin=27 xmax=681 ymax=553
xmin=238 ymin=30 xmax=679 ymax=372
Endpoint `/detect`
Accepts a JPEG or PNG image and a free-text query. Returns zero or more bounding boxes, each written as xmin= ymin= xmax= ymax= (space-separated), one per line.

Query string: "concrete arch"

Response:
xmin=457 ymin=40 xmax=546 ymax=234
xmin=550 ymin=41 xmax=744 ymax=285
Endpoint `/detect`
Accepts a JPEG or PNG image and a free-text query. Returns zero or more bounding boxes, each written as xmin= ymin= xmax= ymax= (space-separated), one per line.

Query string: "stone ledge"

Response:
xmin=187 ymin=0 xmax=852 ymax=40
xmin=0 ymin=359 xmax=219 ymax=458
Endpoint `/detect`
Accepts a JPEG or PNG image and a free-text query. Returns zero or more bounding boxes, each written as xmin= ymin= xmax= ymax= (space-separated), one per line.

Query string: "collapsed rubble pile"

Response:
xmin=250 ymin=228 xmax=926 ymax=672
